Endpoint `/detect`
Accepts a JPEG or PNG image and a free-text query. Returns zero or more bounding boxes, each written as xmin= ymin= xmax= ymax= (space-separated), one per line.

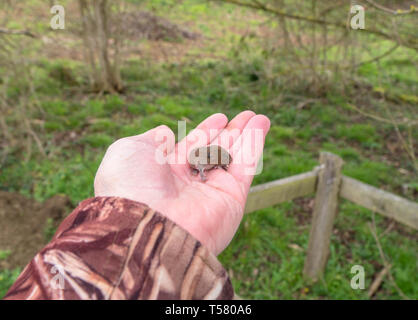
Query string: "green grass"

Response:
xmin=0 ymin=268 xmax=21 ymax=299
xmin=0 ymin=0 xmax=417 ymax=300
xmin=219 ymin=200 xmax=418 ymax=299
xmin=0 ymin=250 xmax=12 ymax=261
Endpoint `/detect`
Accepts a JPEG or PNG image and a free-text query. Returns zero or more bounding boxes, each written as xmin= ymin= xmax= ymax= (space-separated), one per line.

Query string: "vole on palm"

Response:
xmin=188 ymin=145 xmax=232 ymax=182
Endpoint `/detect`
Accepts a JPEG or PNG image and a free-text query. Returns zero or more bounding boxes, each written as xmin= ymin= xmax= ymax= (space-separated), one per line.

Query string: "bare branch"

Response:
xmin=364 ymin=0 xmax=418 ymax=15
xmin=368 ymin=214 xmax=410 ymax=300
xmin=349 ymin=43 xmax=400 ymax=69
xmin=0 ymin=27 xmax=36 ymax=38
xmin=212 ymin=0 xmax=417 ymax=50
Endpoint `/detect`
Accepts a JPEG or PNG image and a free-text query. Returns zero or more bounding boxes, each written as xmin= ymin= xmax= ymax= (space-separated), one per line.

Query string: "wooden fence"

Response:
xmin=244 ymin=152 xmax=418 ymax=281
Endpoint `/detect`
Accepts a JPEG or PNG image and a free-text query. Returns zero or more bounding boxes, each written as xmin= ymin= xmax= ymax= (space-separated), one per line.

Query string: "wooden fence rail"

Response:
xmin=244 ymin=170 xmax=318 ymax=214
xmin=244 ymin=152 xmax=418 ymax=281
xmin=340 ymin=176 xmax=418 ymax=230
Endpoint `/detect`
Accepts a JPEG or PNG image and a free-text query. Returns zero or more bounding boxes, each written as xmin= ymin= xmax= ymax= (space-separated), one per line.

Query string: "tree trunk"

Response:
xmin=78 ymin=0 xmax=123 ymax=93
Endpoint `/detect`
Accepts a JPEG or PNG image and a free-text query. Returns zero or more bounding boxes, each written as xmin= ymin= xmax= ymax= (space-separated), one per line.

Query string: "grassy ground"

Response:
xmin=0 ymin=0 xmax=417 ymax=299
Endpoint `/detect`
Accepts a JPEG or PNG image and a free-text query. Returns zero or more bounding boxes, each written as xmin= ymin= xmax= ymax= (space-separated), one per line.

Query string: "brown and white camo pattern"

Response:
xmin=4 ymin=197 xmax=234 ymax=300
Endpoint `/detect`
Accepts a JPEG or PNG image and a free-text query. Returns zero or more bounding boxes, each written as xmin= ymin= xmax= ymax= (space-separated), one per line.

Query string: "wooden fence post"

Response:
xmin=303 ymin=152 xmax=343 ymax=281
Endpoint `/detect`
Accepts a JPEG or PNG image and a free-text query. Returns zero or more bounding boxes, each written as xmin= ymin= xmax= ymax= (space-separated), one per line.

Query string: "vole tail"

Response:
xmin=199 ymin=169 xmax=207 ymax=182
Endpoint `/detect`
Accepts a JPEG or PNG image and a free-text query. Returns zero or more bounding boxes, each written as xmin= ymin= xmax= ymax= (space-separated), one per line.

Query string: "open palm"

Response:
xmin=94 ymin=111 xmax=270 ymax=255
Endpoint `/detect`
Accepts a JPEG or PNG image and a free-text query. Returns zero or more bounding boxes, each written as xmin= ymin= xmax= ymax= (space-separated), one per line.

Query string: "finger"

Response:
xmin=175 ymin=113 xmax=228 ymax=164
xmin=213 ymin=110 xmax=256 ymax=150
xmin=228 ymin=114 xmax=270 ymax=191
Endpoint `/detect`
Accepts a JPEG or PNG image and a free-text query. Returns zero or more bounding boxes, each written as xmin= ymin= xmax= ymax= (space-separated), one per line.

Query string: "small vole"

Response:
xmin=188 ymin=145 xmax=232 ymax=182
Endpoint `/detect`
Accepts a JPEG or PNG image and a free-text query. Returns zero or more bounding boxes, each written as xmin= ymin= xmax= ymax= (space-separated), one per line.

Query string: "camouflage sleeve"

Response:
xmin=4 ymin=197 xmax=234 ymax=300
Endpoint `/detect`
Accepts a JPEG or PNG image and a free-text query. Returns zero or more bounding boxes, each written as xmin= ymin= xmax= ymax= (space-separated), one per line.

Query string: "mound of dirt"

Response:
xmin=0 ymin=192 xmax=73 ymax=270
xmin=116 ymin=11 xmax=201 ymax=41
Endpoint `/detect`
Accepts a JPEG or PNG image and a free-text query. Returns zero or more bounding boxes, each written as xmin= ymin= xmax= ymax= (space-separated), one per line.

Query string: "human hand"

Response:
xmin=94 ymin=111 xmax=270 ymax=255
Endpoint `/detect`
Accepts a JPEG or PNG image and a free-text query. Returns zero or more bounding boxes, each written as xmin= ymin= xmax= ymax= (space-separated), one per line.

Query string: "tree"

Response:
xmin=78 ymin=0 xmax=124 ymax=93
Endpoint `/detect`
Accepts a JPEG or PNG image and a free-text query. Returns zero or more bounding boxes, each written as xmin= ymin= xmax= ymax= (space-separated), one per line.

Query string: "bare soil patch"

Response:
xmin=116 ymin=11 xmax=201 ymax=41
xmin=0 ymin=191 xmax=73 ymax=270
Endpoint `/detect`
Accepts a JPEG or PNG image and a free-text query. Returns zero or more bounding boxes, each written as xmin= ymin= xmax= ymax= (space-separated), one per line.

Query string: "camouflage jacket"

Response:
xmin=4 ymin=197 xmax=234 ymax=300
